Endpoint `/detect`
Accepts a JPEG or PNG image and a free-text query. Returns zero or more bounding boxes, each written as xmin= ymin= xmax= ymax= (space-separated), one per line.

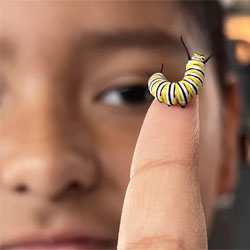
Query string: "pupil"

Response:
xmin=120 ymin=86 xmax=153 ymax=103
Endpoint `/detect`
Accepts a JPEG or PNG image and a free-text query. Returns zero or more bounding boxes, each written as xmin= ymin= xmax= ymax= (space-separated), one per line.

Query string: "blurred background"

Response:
xmin=1 ymin=1 xmax=249 ymax=249
xmin=209 ymin=0 xmax=250 ymax=248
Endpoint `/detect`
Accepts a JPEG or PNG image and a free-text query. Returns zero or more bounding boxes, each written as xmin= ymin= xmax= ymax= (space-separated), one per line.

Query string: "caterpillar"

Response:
xmin=148 ymin=36 xmax=213 ymax=108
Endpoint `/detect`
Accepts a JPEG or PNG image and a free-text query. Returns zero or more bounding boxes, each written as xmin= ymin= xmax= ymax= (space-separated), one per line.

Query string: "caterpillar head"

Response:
xmin=192 ymin=53 xmax=205 ymax=62
xmin=180 ymin=37 xmax=213 ymax=64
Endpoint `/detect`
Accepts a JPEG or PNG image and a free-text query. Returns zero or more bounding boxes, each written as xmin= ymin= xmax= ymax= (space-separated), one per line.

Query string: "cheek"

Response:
xmin=90 ymin=114 xmax=143 ymax=199
xmin=199 ymin=66 xmax=223 ymax=231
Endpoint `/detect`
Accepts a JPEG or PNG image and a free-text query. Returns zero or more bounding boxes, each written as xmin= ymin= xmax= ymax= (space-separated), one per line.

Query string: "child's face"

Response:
xmin=1 ymin=1 xmax=237 ymax=249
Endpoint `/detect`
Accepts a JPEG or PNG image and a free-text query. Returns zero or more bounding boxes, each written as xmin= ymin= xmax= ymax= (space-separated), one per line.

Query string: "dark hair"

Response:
xmin=183 ymin=0 xmax=228 ymax=97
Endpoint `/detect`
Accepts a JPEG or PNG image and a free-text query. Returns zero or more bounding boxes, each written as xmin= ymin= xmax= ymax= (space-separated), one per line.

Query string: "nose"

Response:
xmin=1 ymin=92 xmax=100 ymax=200
xmin=2 ymin=152 xmax=100 ymax=200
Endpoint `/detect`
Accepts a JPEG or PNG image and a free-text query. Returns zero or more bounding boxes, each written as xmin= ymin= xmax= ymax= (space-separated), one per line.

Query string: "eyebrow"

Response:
xmin=87 ymin=29 xmax=180 ymax=50
xmin=0 ymin=30 xmax=181 ymax=62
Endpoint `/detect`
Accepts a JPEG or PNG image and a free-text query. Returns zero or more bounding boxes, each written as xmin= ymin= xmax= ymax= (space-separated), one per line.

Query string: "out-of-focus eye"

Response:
xmin=96 ymin=85 xmax=153 ymax=106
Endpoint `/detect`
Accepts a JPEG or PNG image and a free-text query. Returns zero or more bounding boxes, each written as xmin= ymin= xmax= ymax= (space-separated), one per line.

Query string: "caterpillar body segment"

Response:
xmin=147 ymin=36 xmax=213 ymax=108
xmin=148 ymin=53 xmax=207 ymax=108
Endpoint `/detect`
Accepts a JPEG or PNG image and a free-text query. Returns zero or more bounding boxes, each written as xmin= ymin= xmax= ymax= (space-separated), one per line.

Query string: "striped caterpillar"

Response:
xmin=148 ymin=36 xmax=213 ymax=108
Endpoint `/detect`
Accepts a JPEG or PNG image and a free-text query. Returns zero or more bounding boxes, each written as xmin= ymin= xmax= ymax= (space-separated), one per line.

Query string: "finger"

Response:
xmin=117 ymin=98 xmax=207 ymax=250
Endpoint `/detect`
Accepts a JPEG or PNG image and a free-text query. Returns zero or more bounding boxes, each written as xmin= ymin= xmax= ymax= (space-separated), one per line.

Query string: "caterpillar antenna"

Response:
xmin=204 ymin=46 xmax=223 ymax=64
xmin=204 ymin=53 xmax=214 ymax=64
xmin=180 ymin=36 xmax=191 ymax=60
xmin=160 ymin=63 xmax=164 ymax=73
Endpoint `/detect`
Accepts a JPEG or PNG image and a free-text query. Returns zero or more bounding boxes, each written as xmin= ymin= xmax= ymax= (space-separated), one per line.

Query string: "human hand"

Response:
xmin=117 ymin=97 xmax=208 ymax=249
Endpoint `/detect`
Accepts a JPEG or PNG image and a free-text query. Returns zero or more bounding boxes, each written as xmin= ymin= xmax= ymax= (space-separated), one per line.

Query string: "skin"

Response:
xmin=0 ymin=1 xmax=239 ymax=249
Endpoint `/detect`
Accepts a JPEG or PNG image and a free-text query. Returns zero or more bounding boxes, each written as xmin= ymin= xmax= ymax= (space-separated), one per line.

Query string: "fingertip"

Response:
xmin=149 ymin=96 xmax=199 ymax=124
xmin=131 ymin=96 xmax=199 ymax=177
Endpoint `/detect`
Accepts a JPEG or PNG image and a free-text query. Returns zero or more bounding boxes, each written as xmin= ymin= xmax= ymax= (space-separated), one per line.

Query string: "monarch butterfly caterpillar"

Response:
xmin=148 ymin=36 xmax=214 ymax=108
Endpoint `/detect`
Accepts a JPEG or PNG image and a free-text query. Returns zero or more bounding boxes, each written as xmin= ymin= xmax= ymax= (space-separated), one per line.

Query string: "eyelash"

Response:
xmin=96 ymin=84 xmax=154 ymax=106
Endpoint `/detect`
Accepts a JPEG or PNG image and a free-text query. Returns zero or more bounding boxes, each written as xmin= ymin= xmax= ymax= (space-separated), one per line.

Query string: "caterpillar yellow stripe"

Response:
xmin=148 ymin=37 xmax=213 ymax=108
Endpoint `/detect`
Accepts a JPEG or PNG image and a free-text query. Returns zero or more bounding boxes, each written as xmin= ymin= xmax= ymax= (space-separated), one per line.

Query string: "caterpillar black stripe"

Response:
xmin=148 ymin=36 xmax=213 ymax=108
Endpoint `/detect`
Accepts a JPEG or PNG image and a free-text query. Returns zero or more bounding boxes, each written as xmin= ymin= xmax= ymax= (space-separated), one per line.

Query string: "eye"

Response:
xmin=96 ymin=85 xmax=153 ymax=106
